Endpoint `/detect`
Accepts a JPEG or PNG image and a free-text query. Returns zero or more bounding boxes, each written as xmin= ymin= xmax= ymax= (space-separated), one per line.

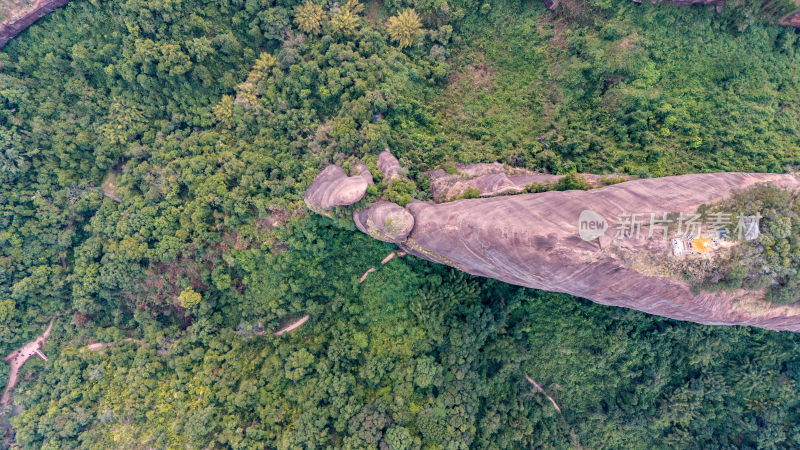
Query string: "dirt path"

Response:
xmin=1 ymin=318 xmax=55 ymax=405
xmin=274 ymin=315 xmax=309 ymax=336
xmin=82 ymin=337 xmax=143 ymax=352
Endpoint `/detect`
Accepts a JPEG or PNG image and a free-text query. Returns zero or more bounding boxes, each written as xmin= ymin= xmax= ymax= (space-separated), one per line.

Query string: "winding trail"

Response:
xmin=1 ymin=318 xmax=55 ymax=405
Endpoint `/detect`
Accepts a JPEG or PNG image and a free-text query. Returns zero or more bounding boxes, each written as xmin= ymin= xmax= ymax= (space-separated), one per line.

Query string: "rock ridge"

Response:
xmin=305 ymin=158 xmax=800 ymax=332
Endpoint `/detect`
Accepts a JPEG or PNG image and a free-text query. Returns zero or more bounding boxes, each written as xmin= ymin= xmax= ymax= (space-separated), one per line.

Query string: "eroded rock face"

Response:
xmin=304 ymin=164 xmax=373 ymax=215
xmin=307 ymin=169 xmax=800 ymax=332
xmin=354 ymin=201 xmax=414 ymax=244
xmin=427 ymin=164 xmax=525 ymax=201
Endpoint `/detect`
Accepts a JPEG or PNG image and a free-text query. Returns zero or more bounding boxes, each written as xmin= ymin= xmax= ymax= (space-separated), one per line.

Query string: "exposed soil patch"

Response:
xmin=364 ymin=0 xmax=383 ymax=25
xmin=465 ymin=63 xmax=497 ymax=89
xmin=274 ymin=315 xmax=309 ymax=336
xmin=447 ymin=54 xmax=497 ymax=93
xmin=548 ymin=19 xmax=568 ymax=50
xmin=101 ymin=170 xmax=121 ymax=203
xmin=617 ymin=36 xmax=636 ymax=50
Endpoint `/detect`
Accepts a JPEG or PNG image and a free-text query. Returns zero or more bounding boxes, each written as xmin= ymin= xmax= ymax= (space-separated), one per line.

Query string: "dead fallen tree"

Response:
xmin=381 ymin=252 xmax=396 ymax=265
xmin=362 ymin=251 xmax=406 ymax=282
xmin=359 ymin=267 xmax=376 ymax=283
xmin=525 ymin=374 xmax=562 ymax=414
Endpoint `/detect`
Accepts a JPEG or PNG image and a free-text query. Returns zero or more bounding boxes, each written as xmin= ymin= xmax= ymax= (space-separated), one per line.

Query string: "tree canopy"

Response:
xmin=0 ymin=0 xmax=799 ymax=448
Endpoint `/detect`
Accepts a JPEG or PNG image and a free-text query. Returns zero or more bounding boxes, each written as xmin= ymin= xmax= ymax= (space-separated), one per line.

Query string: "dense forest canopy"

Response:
xmin=0 ymin=0 xmax=799 ymax=448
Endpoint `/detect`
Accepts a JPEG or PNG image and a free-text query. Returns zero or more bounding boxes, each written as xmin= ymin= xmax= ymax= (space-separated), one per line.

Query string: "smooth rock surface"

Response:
xmin=354 ymin=201 xmax=415 ymax=244
xmin=304 ymin=164 xmax=373 ymax=215
xmin=399 ymin=172 xmax=800 ymax=331
xmin=377 ymin=149 xmax=405 ymax=181
xmin=780 ymin=12 xmax=800 ymax=27
xmin=305 ymin=167 xmax=800 ymax=330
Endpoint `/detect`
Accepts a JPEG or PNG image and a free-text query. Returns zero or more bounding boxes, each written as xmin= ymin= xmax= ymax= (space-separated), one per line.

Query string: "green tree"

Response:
xmin=213 ymin=95 xmax=235 ymax=128
xmin=387 ymin=9 xmax=423 ymax=49
xmin=178 ymin=288 xmax=202 ymax=309
xmin=294 ymin=1 xmax=325 ymax=35
xmin=330 ymin=0 xmax=364 ymax=36
xmin=284 ymin=348 xmax=314 ymax=381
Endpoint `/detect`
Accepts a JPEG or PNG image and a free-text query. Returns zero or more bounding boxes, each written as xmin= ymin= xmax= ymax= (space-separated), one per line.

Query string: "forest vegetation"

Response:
xmin=0 ymin=0 xmax=799 ymax=448
xmin=695 ymin=184 xmax=800 ymax=303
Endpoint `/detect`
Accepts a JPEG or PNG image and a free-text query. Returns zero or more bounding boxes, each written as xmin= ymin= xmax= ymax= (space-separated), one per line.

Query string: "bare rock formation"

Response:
xmin=377 ymin=149 xmax=406 ymax=181
xmin=308 ymin=169 xmax=800 ymax=332
xmin=780 ymin=11 xmax=800 ymax=27
xmin=304 ymin=164 xmax=373 ymax=215
xmin=354 ymin=200 xmax=415 ymax=244
xmin=0 ymin=0 xmax=72 ymax=49
xmin=427 ymin=162 xmax=626 ymax=202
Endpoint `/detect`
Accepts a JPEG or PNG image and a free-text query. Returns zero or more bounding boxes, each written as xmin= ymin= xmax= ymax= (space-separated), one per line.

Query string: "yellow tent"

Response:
xmin=690 ymin=236 xmax=711 ymax=254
